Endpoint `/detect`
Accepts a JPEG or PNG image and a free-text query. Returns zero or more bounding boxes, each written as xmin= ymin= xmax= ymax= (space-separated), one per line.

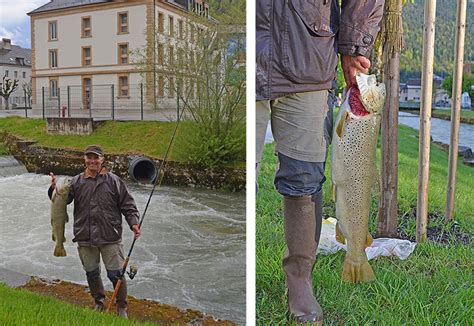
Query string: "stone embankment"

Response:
xmin=2 ymin=134 xmax=245 ymax=191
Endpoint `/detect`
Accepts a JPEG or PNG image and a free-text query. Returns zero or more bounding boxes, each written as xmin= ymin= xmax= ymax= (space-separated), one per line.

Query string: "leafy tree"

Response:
xmin=442 ymin=74 xmax=474 ymax=109
xmin=133 ymin=11 xmax=245 ymax=167
xmin=0 ymin=75 xmax=19 ymax=110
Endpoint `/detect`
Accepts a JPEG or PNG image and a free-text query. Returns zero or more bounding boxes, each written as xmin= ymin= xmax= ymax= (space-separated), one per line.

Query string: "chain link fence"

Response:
xmin=32 ymin=83 xmax=180 ymax=121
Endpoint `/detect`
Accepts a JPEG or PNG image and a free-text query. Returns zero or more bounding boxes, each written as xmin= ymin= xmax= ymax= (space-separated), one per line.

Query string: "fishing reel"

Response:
xmin=127 ymin=265 xmax=138 ymax=280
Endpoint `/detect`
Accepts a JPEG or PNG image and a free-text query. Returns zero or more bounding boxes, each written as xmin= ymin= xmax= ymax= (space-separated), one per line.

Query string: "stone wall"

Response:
xmin=2 ymin=134 xmax=245 ymax=191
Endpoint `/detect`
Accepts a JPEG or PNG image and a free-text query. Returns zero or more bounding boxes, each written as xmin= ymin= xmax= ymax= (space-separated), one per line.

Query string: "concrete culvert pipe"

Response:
xmin=128 ymin=157 xmax=157 ymax=184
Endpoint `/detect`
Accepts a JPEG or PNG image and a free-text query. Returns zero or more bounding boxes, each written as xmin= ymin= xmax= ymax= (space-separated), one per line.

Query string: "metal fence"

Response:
xmin=33 ymin=83 xmax=180 ymax=121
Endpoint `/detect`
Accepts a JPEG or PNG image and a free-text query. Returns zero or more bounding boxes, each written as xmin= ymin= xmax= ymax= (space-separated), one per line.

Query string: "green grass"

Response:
xmin=403 ymin=109 xmax=474 ymax=124
xmin=0 ymin=116 xmax=245 ymax=168
xmin=256 ymin=124 xmax=474 ymax=324
xmin=432 ymin=109 xmax=474 ymax=124
xmin=0 ymin=143 xmax=7 ymax=155
xmin=0 ymin=283 xmax=152 ymax=326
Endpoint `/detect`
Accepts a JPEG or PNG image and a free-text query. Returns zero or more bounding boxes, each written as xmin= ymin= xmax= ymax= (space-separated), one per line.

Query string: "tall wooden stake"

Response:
xmin=378 ymin=0 xmax=404 ymax=237
xmin=445 ymin=0 xmax=467 ymax=222
xmin=417 ymin=0 xmax=437 ymax=243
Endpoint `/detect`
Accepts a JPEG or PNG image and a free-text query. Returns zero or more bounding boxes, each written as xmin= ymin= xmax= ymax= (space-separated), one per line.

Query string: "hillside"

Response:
xmin=401 ymin=0 xmax=474 ymax=81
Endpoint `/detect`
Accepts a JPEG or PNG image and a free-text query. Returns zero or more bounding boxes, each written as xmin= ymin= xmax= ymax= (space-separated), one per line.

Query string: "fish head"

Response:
xmin=355 ymin=72 xmax=386 ymax=114
xmin=57 ymin=178 xmax=72 ymax=195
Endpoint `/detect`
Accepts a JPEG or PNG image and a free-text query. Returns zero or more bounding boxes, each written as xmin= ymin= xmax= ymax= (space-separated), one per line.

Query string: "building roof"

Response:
xmin=28 ymin=0 xmax=112 ymax=15
xmin=0 ymin=45 xmax=32 ymax=67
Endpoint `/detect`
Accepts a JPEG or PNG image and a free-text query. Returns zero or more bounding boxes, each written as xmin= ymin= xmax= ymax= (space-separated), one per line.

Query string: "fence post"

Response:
xmin=42 ymin=87 xmax=45 ymax=120
xmin=140 ymin=83 xmax=144 ymax=120
xmin=24 ymin=89 xmax=28 ymax=118
xmin=111 ymin=84 xmax=115 ymax=120
xmin=57 ymin=88 xmax=61 ymax=117
xmin=67 ymin=86 xmax=71 ymax=118
xmin=176 ymin=83 xmax=180 ymax=121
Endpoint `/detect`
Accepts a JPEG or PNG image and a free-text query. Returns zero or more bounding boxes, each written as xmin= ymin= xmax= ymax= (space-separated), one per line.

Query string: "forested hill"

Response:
xmin=401 ymin=0 xmax=474 ymax=82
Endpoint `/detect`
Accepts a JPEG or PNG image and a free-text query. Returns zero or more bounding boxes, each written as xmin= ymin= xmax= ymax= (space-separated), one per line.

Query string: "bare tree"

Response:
xmin=0 ymin=75 xmax=19 ymax=110
xmin=22 ymin=78 xmax=32 ymax=107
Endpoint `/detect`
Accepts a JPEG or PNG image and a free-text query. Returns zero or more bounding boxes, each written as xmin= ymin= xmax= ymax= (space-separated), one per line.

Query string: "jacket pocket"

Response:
xmin=280 ymin=0 xmax=339 ymax=84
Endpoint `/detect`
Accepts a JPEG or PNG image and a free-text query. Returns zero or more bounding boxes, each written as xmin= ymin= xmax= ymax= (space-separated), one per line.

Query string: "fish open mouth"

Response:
xmin=348 ymin=86 xmax=370 ymax=117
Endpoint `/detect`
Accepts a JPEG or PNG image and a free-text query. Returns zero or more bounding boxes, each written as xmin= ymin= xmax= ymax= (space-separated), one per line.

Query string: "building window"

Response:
xmin=118 ymin=12 xmax=129 ymax=34
xmin=168 ymin=45 xmax=174 ymax=66
xmin=157 ymin=43 xmax=164 ymax=65
xmin=158 ymin=76 xmax=164 ymax=98
xmin=22 ymin=72 xmax=26 ymax=78
xmin=82 ymin=47 xmax=91 ymax=66
xmin=50 ymin=78 xmax=58 ymax=98
xmin=118 ymin=74 xmax=129 ymax=97
xmin=14 ymin=71 xmax=18 ymax=79
xmin=168 ymin=76 xmax=174 ymax=98
xmin=169 ymin=16 xmax=174 ymax=36
xmin=82 ymin=17 xmax=92 ymax=37
xmin=118 ymin=43 xmax=129 ymax=64
xmin=178 ymin=20 xmax=184 ymax=39
xmin=49 ymin=21 xmax=57 ymax=40
xmin=49 ymin=49 xmax=58 ymax=68
xmin=158 ymin=12 xmax=164 ymax=33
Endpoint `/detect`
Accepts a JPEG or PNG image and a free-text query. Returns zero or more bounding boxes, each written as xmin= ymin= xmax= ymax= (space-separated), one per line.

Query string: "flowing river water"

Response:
xmin=0 ymin=167 xmax=246 ymax=324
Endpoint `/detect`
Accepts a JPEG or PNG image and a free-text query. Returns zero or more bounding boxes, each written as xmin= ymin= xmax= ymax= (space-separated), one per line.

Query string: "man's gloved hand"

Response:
xmin=49 ymin=172 xmax=57 ymax=189
xmin=341 ymin=55 xmax=371 ymax=88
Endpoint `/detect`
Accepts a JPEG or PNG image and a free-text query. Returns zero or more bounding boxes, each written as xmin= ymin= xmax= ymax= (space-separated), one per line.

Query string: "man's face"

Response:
xmin=84 ymin=153 xmax=104 ymax=173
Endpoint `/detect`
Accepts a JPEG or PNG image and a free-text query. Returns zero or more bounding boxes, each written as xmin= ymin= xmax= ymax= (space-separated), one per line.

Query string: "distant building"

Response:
xmin=399 ymin=76 xmax=443 ymax=103
xmin=28 ymin=0 xmax=211 ymax=112
xmin=0 ymin=38 xmax=32 ymax=108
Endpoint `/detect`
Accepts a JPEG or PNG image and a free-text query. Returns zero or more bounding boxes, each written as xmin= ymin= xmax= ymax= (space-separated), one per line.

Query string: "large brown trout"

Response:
xmin=51 ymin=179 xmax=71 ymax=257
xmin=331 ymin=73 xmax=386 ymax=283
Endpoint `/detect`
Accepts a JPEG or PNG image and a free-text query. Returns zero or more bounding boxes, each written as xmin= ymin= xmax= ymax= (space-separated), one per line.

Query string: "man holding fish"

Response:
xmin=256 ymin=0 xmax=385 ymax=324
xmin=48 ymin=145 xmax=141 ymax=318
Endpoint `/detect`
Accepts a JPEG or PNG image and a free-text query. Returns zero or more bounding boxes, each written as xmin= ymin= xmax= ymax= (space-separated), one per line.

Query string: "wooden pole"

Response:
xmin=445 ymin=0 xmax=467 ymax=222
xmin=377 ymin=0 xmax=404 ymax=237
xmin=416 ymin=0 xmax=437 ymax=243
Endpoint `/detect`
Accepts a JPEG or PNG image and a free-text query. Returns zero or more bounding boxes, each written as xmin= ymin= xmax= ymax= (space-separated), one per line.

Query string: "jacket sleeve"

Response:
xmin=338 ymin=0 xmax=385 ymax=57
xmin=117 ymin=178 xmax=140 ymax=228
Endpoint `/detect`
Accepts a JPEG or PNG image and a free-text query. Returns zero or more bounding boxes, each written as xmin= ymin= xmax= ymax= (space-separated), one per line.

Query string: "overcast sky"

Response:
xmin=0 ymin=0 xmax=49 ymax=49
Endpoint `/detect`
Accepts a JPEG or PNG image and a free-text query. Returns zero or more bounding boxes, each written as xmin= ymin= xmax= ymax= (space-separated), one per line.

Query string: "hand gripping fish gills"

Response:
xmin=51 ymin=179 xmax=71 ymax=257
xmin=331 ymin=72 xmax=386 ymax=283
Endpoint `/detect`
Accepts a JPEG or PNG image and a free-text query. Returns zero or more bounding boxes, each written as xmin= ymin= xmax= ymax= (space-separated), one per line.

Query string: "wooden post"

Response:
xmin=445 ymin=0 xmax=467 ymax=222
xmin=416 ymin=0 xmax=437 ymax=243
xmin=377 ymin=0 xmax=404 ymax=237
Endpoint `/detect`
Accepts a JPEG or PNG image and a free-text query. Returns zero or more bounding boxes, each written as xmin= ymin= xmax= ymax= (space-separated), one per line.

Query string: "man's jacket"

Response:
xmin=256 ymin=0 xmax=385 ymax=100
xmin=49 ymin=171 xmax=139 ymax=246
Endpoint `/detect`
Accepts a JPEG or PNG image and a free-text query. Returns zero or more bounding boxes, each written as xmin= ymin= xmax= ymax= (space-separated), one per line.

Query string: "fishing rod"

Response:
xmin=106 ymin=108 xmax=185 ymax=312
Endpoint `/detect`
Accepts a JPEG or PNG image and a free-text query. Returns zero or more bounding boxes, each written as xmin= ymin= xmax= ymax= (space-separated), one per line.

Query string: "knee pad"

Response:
xmin=107 ymin=269 xmax=121 ymax=283
xmin=275 ymin=152 xmax=326 ymax=197
xmin=86 ymin=267 xmax=101 ymax=281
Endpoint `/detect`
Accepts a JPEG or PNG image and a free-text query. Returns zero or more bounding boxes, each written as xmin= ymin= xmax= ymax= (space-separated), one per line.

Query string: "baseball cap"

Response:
xmin=84 ymin=145 xmax=104 ymax=157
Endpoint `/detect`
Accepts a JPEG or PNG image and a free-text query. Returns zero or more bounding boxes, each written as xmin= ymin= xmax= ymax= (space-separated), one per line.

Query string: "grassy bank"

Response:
xmin=0 ymin=117 xmax=245 ymax=168
xmin=0 ymin=283 xmax=151 ymax=326
xmin=256 ymin=124 xmax=473 ymax=324
xmin=402 ymin=109 xmax=474 ymax=124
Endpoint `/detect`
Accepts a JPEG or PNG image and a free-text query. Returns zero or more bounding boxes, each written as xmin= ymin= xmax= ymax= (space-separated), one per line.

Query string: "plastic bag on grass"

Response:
xmin=317 ymin=218 xmax=416 ymax=260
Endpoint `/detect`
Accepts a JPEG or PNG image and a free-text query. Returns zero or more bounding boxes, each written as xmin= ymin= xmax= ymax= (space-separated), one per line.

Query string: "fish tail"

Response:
xmin=54 ymin=244 xmax=67 ymax=257
xmin=341 ymin=256 xmax=375 ymax=283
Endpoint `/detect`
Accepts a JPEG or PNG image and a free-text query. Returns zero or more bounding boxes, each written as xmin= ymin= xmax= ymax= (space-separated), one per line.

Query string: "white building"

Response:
xmin=28 ymin=0 xmax=210 ymax=114
xmin=0 ymin=38 xmax=32 ymax=109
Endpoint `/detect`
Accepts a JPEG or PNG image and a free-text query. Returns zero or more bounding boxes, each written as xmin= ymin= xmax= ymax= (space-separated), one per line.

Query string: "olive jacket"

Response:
xmin=256 ymin=0 xmax=385 ymax=100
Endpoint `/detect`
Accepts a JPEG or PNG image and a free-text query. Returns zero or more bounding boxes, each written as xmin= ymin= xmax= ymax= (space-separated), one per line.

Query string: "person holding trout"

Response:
xmin=48 ymin=145 xmax=141 ymax=318
xmin=256 ymin=0 xmax=385 ymax=324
